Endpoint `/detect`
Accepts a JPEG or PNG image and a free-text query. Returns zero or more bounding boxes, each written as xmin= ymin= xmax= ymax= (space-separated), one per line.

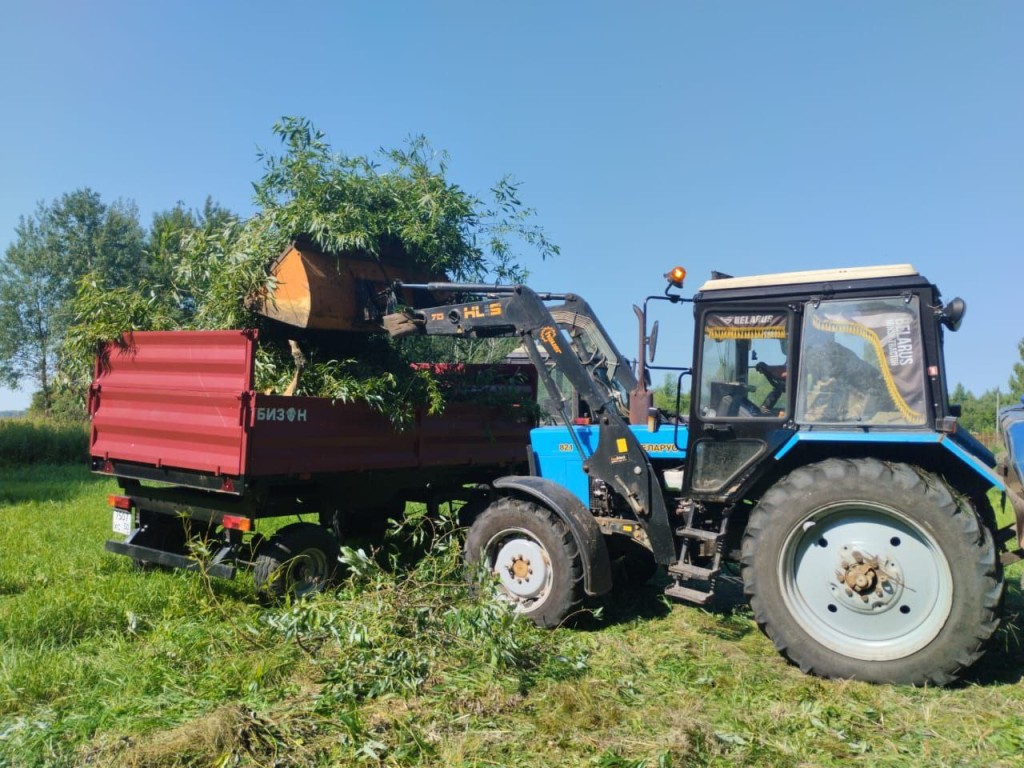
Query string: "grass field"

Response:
xmin=2 ymin=464 xmax=1024 ymax=767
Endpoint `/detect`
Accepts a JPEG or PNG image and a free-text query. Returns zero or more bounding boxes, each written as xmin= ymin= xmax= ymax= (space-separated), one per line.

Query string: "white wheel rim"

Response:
xmin=779 ymin=501 xmax=953 ymax=661
xmin=487 ymin=528 xmax=552 ymax=607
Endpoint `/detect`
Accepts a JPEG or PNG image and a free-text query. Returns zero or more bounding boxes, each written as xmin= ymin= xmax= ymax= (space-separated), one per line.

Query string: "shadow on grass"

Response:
xmin=0 ymin=464 xmax=108 ymax=505
xmin=0 ymin=578 xmax=27 ymax=598
xmin=574 ymin=564 xmax=755 ymax=637
xmin=961 ymin=578 xmax=1024 ymax=687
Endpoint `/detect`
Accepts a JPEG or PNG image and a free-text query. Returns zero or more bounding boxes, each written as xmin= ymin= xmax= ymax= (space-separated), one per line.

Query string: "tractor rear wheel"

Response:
xmin=741 ymin=458 xmax=1002 ymax=685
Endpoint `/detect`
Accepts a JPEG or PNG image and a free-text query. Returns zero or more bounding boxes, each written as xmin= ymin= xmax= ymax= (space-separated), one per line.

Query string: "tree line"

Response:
xmin=949 ymin=346 xmax=1024 ymax=438
xmin=0 ymin=190 xmax=234 ymax=417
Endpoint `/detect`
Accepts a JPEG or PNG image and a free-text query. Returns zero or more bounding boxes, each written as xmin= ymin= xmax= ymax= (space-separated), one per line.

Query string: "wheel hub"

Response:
xmin=510 ymin=555 xmax=532 ymax=580
xmin=494 ymin=538 xmax=549 ymax=601
xmin=830 ymin=545 xmax=903 ymax=613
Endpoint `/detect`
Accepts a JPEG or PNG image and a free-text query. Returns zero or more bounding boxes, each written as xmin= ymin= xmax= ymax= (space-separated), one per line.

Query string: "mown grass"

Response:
xmin=1 ymin=465 xmax=1023 ymax=766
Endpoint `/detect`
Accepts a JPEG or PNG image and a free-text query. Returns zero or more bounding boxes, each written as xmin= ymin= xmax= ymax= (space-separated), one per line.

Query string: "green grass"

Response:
xmin=0 ymin=419 xmax=88 ymax=467
xmin=1 ymin=465 xmax=1023 ymax=766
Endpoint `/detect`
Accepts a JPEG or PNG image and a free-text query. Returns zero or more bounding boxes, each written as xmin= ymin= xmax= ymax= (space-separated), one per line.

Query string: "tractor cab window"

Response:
xmin=697 ymin=311 xmax=790 ymax=420
xmin=796 ymin=297 xmax=927 ymax=426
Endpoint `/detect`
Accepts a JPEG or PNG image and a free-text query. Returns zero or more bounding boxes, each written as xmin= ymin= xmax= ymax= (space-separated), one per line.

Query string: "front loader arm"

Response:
xmin=385 ymin=283 xmax=676 ymax=564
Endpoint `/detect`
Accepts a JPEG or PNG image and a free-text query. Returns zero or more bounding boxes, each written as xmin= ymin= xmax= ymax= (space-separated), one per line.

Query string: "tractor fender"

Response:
xmin=493 ymin=475 xmax=613 ymax=597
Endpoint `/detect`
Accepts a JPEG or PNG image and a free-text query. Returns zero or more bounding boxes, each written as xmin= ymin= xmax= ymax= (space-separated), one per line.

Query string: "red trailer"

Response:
xmin=90 ymin=330 xmax=536 ymax=595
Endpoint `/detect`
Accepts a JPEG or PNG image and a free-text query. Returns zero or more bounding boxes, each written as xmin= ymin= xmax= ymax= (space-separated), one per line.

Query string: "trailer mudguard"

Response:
xmin=493 ymin=475 xmax=613 ymax=597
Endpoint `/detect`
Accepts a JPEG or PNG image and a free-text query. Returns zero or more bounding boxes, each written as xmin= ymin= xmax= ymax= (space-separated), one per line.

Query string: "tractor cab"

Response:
xmin=682 ymin=264 xmax=965 ymax=500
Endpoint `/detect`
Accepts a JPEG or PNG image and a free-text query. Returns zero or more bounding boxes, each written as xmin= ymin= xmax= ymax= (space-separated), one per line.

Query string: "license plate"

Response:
xmin=112 ymin=510 xmax=133 ymax=536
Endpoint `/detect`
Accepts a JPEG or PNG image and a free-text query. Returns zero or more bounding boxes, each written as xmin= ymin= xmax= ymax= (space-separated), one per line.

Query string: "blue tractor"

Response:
xmin=386 ymin=263 xmax=1024 ymax=685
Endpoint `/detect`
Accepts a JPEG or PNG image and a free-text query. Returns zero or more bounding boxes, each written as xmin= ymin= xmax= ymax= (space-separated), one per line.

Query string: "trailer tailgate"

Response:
xmin=89 ymin=330 xmax=255 ymax=476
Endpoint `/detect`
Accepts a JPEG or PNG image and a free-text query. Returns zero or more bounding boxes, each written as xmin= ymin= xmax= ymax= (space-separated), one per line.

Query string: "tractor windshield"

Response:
xmin=796 ymin=297 xmax=927 ymax=426
xmin=697 ymin=311 xmax=790 ymax=420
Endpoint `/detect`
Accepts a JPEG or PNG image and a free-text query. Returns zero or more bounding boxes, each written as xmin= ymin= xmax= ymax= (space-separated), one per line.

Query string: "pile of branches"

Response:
xmin=66 ymin=118 xmax=556 ymax=423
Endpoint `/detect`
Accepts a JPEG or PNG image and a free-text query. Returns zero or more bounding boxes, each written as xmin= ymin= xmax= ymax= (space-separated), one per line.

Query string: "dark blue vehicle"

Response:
xmin=388 ymin=264 xmax=1023 ymax=685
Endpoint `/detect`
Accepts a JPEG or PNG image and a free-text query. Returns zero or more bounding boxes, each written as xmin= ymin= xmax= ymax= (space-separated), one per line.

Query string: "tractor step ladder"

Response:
xmin=664 ymin=510 xmax=730 ymax=606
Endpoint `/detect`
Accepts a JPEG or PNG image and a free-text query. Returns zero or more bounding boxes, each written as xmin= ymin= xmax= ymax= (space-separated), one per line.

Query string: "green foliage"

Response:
xmin=147 ymin=199 xmax=234 ymax=284
xmin=254 ymin=117 xmax=557 ymax=282
xmin=0 ymin=418 xmax=87 ymax=467
xmin=401 ymin=335 xmax=521 ymax=366
xmin=0 ymin=189 xmax=145 ymax=413
xmin=1009 ymin=337 xmax=1024 ymax=403
xmin=257 ymin=502 xmax=591 ymax=759
xmin=66 ymin=212 xmax=246 ymax=357
xmin=947 ymin=338 xmax=1024 ymax=441
xmin=27 ymin=386 xmax=88 ymax=424
xmin=63 ymin=278 xmax=181 ymax=368
xmin=949 ymin=382 xmax=1002 ymax=437
xmin=254 ymin=340 xmax=446 ymax=426
xmin=653 ymin=373 xmax=690 ymax=417
xmin=60 ymin=117 xmax=556 ymax=421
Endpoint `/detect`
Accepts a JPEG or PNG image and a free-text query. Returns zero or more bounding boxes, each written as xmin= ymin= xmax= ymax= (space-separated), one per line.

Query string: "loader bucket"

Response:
xmin=252 ymin=240 xmax=444 ymax=332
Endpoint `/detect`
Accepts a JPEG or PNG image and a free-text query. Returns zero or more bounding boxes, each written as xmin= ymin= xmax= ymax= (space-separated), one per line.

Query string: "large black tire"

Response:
xmin=741 ymin=458 xmax=1003 ymax=685
xmin=464 ymin=497 xmax=584 ymax=628
xmin=254 ymin=523 xmax=339 ymax=600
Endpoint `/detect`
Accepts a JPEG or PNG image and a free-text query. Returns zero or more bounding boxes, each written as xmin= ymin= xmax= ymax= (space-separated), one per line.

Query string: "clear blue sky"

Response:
xmin=1 ymin=1 xmax=1021 ymax=411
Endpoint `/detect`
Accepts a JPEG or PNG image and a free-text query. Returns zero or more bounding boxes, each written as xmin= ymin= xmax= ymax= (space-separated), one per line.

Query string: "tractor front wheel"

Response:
xmin=464 ymin=497 xmax=584 ymax=628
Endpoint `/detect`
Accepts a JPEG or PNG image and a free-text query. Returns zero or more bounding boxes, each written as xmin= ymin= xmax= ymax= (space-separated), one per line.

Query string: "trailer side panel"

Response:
xmin=246 ymin=396 xmax=531 ymax=475
xmin=90 ymin=331 xmax=534 ymax=481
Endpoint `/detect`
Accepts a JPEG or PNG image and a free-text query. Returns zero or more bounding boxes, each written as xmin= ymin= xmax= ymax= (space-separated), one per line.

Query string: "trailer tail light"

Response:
xmin=108 ymin=495 xmax=133 ymax=510
xmin=101 ymin=461 xmax=114 ymax=474
xmin=222 ymin=515 xmax=252 ymax=532
xmin=221 ymin=477 xmax=236 ymax=492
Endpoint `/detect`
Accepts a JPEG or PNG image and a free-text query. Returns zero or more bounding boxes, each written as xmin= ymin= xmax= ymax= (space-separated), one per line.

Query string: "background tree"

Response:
xmin=45 ymin=189 xmax=144 ymax=282
xmin=0 ymin=189 xmax=145 ymax=414
xmin=1008 ymin=337 xmax=1024 ymax=404
xmin=145 ymin=198 xmax=237 ymax=325
xmin=948 ymin=382 xmax=1001 ymax=439
xmin=654 ymin=373 xmax=690 ymax=416
xmin=0 ymin=216 xmax=56 ymax=404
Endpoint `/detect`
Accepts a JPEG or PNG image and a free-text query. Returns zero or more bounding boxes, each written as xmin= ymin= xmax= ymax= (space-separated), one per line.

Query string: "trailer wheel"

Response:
xmin=254 ymin=523 xmax=339 ymax=600
xmin=464 ymin=497 xmax=584 ymax=628
xmin=741 ymin=458 xmax=1002 ymax=685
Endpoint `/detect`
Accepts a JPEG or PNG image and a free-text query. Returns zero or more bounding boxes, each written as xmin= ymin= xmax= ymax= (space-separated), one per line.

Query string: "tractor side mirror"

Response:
xmin=648 ymin=320 xmax=659 ymax=363
xmin=941 ymin=297 xmax=966 ymax=332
